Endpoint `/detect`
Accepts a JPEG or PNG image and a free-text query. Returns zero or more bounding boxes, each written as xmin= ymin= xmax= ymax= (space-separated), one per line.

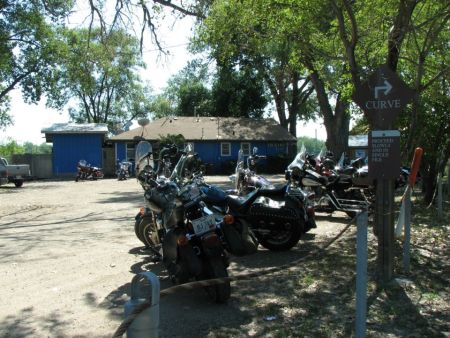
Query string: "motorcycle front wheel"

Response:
xmin=202 ymin=257 xmax=231 ymax=303
xmin=138 ymin=216 xmax=160 ymax=249
xmin=256 ymin=224 xmax=302 ymax=251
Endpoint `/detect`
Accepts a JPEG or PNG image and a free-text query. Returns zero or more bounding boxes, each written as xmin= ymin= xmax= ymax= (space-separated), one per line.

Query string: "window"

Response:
xmin=241 ymin=142 xmax=251 ymax=156
xmin=126 ymin=143 xmax=135 ymax=161
xmin=221 ymin=142 xmax=231 ymax=156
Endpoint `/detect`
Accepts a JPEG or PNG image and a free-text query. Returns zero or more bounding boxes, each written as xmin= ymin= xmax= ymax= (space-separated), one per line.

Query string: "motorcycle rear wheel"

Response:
xmin=202 ymin=257 xmax=231 ymax=303
xmin=256 ymin=224 xmax=302 ymax=251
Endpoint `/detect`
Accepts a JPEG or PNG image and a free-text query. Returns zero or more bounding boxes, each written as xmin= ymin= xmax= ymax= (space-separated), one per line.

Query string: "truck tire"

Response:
xmin=14 ymin=180 xmax=23 ymax=188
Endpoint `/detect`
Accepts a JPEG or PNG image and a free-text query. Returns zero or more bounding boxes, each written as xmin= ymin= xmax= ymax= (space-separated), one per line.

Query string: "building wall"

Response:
xmin=112 ymin=139 xmax=293 ymax=174
xmin=115 ymin=142 xmax=127 ymax=163
xmin=52 ymin=134 xmax=104 ymax=174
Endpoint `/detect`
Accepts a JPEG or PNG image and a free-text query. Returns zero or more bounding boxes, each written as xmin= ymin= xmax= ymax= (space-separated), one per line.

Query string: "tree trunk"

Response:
xmin=386 ymin=0 xmax=418 ymax=71
xmin=309 ymin=70 xmax=350 ymax=157
xmin=263 ymin=73 xmax=287 ymax=130
xmin=287 ymin=72 xmax=299 ymax=137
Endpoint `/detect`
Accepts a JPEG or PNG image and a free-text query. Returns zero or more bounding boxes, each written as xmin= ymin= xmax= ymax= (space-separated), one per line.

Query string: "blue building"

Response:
xmin=41 ymin=123 xmax=109 ymax=176
xmin=109 ymin=117 xmax=297 ymax=174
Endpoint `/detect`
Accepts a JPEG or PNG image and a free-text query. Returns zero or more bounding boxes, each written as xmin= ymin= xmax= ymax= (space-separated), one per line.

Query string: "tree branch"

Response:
xmin=152 ymin=0 xmax=205 ymax=19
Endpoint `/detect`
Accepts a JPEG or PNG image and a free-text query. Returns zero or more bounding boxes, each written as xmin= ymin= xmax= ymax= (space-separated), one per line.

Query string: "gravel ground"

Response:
xmin=0 ymin=176 xmax=350 ymax=338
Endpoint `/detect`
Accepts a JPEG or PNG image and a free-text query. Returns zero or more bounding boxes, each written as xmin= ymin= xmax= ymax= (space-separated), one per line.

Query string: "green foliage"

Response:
xmin=0 ymin=139 xmax=51 ymax=156
xmin=211 ymin=64 xmax=268 ymax=118
xmin=158 ymin=134 xmax=186 ymax=148
xmin=162 ymin=60 xmax=212 ymax=117
xmin=297 ymin=137 xmax=325 ymax=156
xmin=0 ymin=0 xmax=73 ymax=127
xmin=45 ymin=27 xmax=152 ymax=130
xmin=156 ymin=59 xmax=268 ymax=118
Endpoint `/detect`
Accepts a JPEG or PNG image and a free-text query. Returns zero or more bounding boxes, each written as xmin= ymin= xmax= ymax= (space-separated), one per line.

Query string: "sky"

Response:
xmin=0 ymin=7 xmax=327 ymax=145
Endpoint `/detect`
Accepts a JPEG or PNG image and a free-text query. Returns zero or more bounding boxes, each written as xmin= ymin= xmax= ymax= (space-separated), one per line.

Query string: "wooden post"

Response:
xmin=375 ymin=179 xmax=395 ymax=283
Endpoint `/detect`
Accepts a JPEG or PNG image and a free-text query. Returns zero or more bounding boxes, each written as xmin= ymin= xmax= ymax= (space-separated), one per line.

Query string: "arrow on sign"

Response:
xmin=374 ymin=80 xmax=392 ymax=99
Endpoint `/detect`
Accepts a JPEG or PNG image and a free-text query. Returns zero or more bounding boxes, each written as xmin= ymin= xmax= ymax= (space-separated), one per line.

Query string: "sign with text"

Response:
xmin=353 ymin=65 xmax=414 ymax=129
xmin=368 ymin=130 xmax=401 ymax=179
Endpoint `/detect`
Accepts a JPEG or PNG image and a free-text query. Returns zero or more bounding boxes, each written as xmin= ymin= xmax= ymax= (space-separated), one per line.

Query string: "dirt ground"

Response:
xmin=0 ymin=176 xmax=353 ymax=338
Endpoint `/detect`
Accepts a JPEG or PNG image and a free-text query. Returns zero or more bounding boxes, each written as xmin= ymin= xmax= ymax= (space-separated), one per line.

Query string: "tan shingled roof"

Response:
xmin=110 ymin=117 xmax=296 ymax=142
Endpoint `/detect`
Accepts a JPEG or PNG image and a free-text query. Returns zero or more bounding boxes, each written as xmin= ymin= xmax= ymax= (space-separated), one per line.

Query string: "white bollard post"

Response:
xmin=124 ymin=272 xmax=160 ymax=338
xmin=356 ymin=211 xmax=368 ymax=338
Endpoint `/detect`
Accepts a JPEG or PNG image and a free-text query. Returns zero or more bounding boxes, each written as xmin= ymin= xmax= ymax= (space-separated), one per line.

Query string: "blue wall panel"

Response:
xmin=115 ymin=142 xmax=127 ymax=162
xmin=192 ymin=140 xmax=290 ymax=174
xmin=52 ymin=134 xmax=104 ymax=174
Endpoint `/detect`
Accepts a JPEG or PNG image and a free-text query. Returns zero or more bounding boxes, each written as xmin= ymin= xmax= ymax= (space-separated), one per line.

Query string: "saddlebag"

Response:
xmin=222 ymin=220 xmax=258 ymax=256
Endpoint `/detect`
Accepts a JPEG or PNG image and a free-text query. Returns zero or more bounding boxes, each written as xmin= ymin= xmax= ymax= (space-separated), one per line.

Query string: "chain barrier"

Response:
xmin=112 ymin=214 xmax=358 ymax=338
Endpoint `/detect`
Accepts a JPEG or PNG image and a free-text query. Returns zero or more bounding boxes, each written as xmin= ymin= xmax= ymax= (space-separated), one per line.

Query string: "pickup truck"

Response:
xmin=0 ymin=157 xmax=31 ymax=187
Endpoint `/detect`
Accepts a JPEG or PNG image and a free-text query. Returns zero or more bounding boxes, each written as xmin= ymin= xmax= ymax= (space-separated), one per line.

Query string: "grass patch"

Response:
xmin=211 ymin=195 xmax=449 ymax=337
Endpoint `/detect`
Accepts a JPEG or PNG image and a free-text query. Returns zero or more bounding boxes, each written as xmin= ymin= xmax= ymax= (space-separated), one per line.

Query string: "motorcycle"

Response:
xmin=117 ymin=160 xmax=132 ymax=180
xmin=200 ymin=155 xmax=316 ymax=251
xmin=286 ymin=149 xmax=371 ymax=218
xmin=155 ymin=144 xmax=179 ymax=178
xmin=229 ymin=147 xmax=273 ymax=195
xmin=135 ymin=142 xmax=233 ymax=302
xmin=75 ymin=160 xmax=104 ymax=182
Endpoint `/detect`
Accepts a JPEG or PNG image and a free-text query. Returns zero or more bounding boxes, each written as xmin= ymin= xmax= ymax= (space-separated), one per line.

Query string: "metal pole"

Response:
xmin=403 ymin=187 xmax=411 ymax=274
xmin=356 ymin=211 xmax=368 ymax=338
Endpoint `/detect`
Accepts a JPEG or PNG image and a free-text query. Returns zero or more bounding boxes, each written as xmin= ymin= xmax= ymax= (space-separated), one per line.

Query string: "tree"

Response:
xmin=194 ymin=1 xmax=316 ymax=137
xmin=163 ymin=60 xmax=213 ymax=116
xmin=297 ymin=137 xmax=325 ymax=156
xmin=0 ymin=0 xmax=72 ymax=128
xmin=211 ymin=63 xmax=268 ymax=119
xmin=329 ymin=0 xmax=449 ymax=203
xmin=46 ymin=27 xmax=152 ymax=131
xmin=157 ymin=59 xmax=269 ymax=118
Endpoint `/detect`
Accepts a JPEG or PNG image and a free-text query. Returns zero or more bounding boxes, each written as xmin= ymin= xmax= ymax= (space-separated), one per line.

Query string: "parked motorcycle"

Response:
xmin=117 ymin=160 xmax=131 ymax=180
xmin=201 ymin=157 xmax=317 ymax=251
xmin=286 ymin=150 xmax=371 ymax=218
xmin=75 ymin=160 xmax=104 ymax=182
xmin=135 ymin=142 xmax=233 ymax=302
xmin=155 ymin=144 xmax=178 ymax=178
xmin=229 ymin=147 xmax=273 ymax=195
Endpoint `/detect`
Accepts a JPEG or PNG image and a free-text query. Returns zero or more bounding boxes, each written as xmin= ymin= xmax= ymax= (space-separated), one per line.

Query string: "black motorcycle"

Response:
xmin=135 ymin=143 xmax=232 ymax=303
xmin=199 ymin=170 xmax=316 ymax=252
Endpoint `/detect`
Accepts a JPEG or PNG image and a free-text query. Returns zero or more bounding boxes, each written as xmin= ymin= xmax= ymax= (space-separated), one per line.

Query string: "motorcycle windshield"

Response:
xmin=79 ymin=160 xmax=87 ymax=166
xmin=316 ymin=147 xmax=325 ymax=162
xmin=288 ymin=147 xmax=306 ymax=170
xmin=235 ymin=149 xmax=245 ymax=189
xmin=169 ymin=143 xmax=193 ymax=183
xmin=336 ymin=152 xmax=345 ymax=170
xmin=135 ymin=141 xmax=153 ymax=174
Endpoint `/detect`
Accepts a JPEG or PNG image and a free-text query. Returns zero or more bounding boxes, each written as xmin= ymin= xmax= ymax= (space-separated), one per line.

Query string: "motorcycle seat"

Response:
xmin=226 ymin=184 xmax=287 ymax=212
xmin=226 ymin=189 xmax=260 ymax=211
xmin=256 ymin=184 xmax=286 ymax=197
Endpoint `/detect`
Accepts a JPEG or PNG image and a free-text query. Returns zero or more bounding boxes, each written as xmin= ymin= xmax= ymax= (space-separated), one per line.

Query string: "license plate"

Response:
xmin=191 ymin=214 xmax=216 ymax=235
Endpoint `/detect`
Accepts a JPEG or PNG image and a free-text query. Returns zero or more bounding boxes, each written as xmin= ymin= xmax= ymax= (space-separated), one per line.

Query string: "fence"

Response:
xmin=11 ymin=154 xmax=52 ymax=179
